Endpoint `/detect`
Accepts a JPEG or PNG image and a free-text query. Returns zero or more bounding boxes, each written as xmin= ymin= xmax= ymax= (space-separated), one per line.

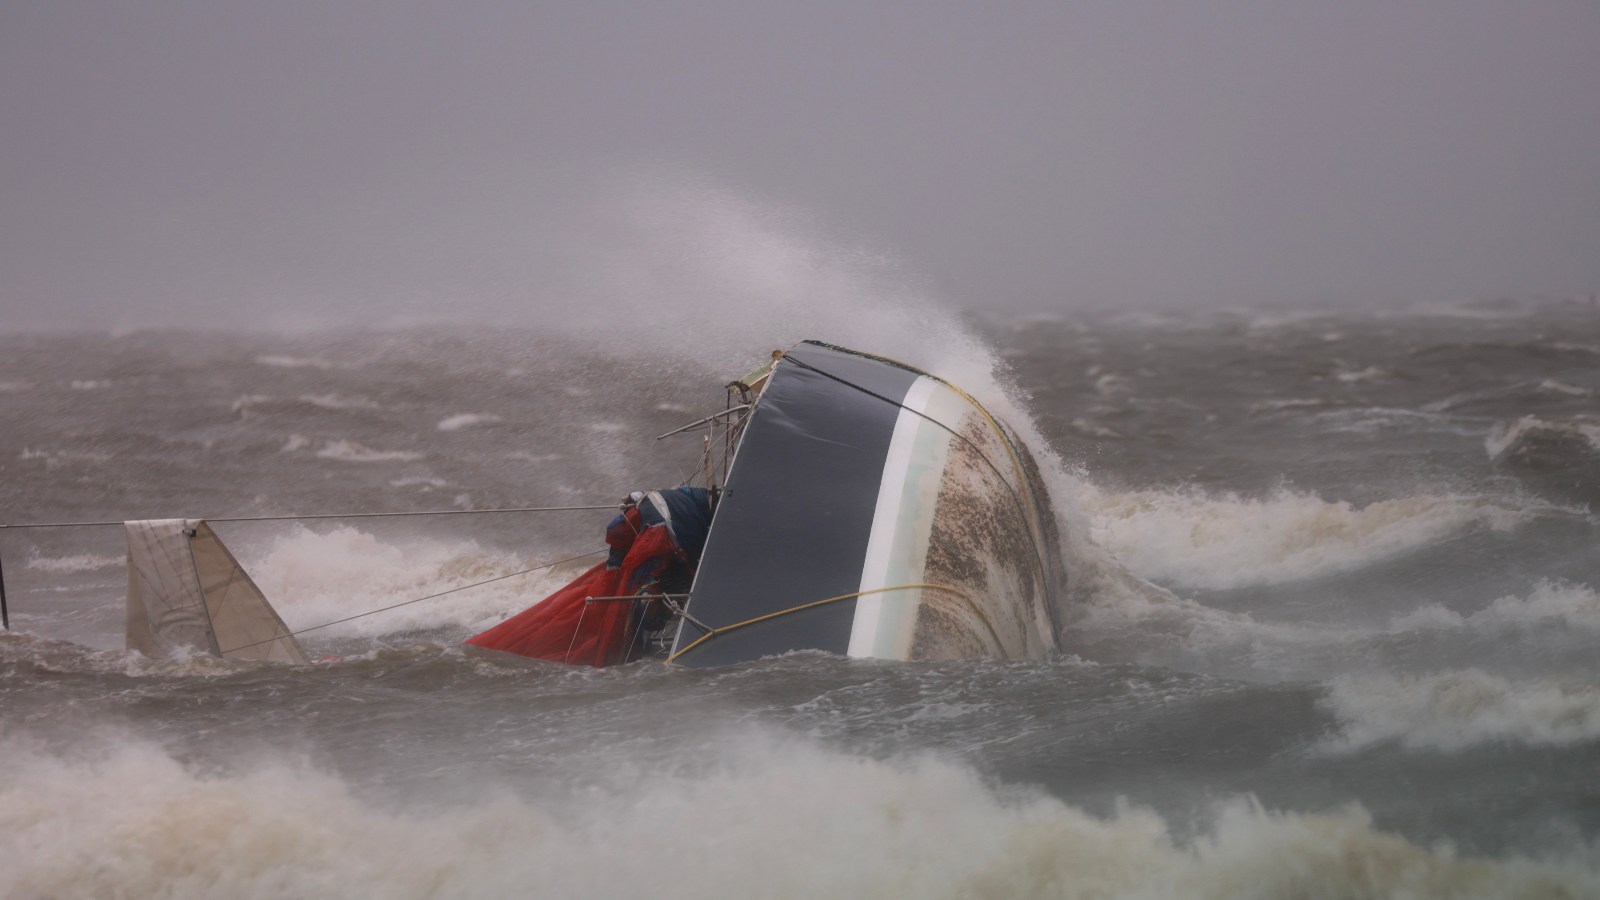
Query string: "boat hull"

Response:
xmin=669 ymin=342 xmax=1063 ymax=666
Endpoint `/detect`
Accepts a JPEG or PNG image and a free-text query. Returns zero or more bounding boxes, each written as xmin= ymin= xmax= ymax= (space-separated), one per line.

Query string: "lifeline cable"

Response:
xmin=219 ymin=548 xmax=605 ymax=655
xmin=0 ymin=504 xmax=615 ymax=634
xmin=0 ymin=504 xmax=619 ymax=531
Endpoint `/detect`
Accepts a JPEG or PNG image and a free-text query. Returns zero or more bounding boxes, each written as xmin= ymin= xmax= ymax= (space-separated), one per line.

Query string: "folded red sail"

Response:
xmin=464 ymin=562 xmax=633 ymax=666
xmin=464 ymin=509 xmax=685 ymax=666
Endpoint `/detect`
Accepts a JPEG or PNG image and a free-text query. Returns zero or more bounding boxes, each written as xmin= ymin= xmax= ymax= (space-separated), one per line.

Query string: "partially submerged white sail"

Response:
xmin=125 ymin=519 xmax=307 ymax=663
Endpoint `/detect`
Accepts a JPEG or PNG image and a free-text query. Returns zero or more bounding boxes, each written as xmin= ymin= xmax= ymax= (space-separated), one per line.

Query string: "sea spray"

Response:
xmin=1323 ymin=669 xmax=1600 ymax=751
xmin=243 ymin=525 xmax=581 ymax=640
xmin=1083 ymin=487 xmax=1538 ymax=591
xmin=2 ymin=733 xmax=1596 ymax=900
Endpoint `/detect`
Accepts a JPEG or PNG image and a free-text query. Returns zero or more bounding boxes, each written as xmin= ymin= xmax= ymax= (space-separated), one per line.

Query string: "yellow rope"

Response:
xmin=665 ymin=582 xmax=1002 ymax=664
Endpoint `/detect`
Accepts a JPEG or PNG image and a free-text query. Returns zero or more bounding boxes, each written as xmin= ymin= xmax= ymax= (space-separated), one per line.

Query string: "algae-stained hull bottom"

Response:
xmin=669 ymin=342 xmax=1064 ymax=667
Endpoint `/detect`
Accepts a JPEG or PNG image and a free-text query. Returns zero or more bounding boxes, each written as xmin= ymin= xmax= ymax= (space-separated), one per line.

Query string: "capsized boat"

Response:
xmin=8 ymin=341 xmax=1062 ymax=668
xmin=468 ymin=341 xmax=1066 ymax=667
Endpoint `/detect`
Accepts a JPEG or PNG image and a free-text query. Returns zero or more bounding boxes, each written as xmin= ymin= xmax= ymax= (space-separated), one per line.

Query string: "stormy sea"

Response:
xmin=3 ymin=298 xmax=1598 ymax=898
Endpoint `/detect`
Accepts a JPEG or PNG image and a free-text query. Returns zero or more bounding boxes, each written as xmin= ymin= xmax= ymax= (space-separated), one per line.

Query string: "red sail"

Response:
xmin=464 ymin=518 xmax=683 ymax=666
xmin=463 ymin=562 xmax=632 ymax=666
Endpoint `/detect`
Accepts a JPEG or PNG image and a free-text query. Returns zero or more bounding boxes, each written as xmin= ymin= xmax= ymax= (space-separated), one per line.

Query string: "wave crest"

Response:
xmin=1324 ymin=669 xmax=1600 ymax=751
xmin=2 ymin=735 xmax=1595 ymax=899
xmin=1391 ymin=581 xmax=1600 ymax=633
xmin=1084 ymin=487 xmax=1534 ymax=590
xmin=243 ymin=526 xmax=580 ymax=640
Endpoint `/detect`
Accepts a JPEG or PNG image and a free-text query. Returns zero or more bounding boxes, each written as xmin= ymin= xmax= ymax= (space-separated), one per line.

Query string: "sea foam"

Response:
xmin=253 ymin=355 xmax=346 ymax=370
xmin=314 ymin=440 xmax=424 ymax=463
xmin=1083 ymin=487 xmax=1533 ymax=590
xmin=1486 ymin=415 xmax=1600 ymax=460
xmin=1390 ymin=581 xmax=1600 ymax=633
xmin=1 ymin=734 xmax=1594 ymax=900
xmin=1324 ymin=669 xmax=1600 ymax=751
xmin=243 ymin=526 xmax=579 ymax=639
xmin=23 ymin=553 xmax=121 ymax=575
xmin=437 ymin=413 xmax=502 ymax=432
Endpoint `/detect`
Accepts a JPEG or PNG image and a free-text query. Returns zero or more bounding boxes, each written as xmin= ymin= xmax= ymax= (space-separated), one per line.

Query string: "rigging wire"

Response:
xmin=0 ymin=505 xmax=618 ymax=632
xmin=0 ymin=504 xmax=619 ymax=531
xmin=218 ymin=548 xmax=605 ymax=655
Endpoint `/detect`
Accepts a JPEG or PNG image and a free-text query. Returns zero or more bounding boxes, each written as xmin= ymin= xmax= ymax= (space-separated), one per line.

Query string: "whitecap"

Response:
xmin=1550 ymin=341 xmax=1600 ymax=357
xmin=389 ymin=476 xmax=449 ymax=489
xmin=243 ymin=525 xmax=579 ymax=637
xmin=16 ymin=447 xmax=113 ymax=469
xmin=238 ymin=394 xmax=380 ymax=414
xmin=1092 ymin=373 xmax=1133 ymax=398
xmin=1084 ymin=486 xmax=1536 ymax=591
xmin=24 ymin=553 xmax=122 ymax=574
xmin=1389 ymin=581 xmax=1600 ymax=633
xmin=1323 ymin=669 xmax=1600 ymax=751
xmin=254 ymin=355 xmax=345 ymax=370
xmin=231 ymin=394 xmax=276 ymax=413
xmin=1068 ymin=418 xmax=1121 ymax=439
xmin=1485 ymin=416 xmax=1600 ymax=460
xmin=1334 ymin=365 xmax=1389 ymax=384
xmin=315 ymin=440 xmax=424 ymax=463
xmin=437 ymin=413 xmax=503 ymax=432
xmin=1248 ymin=398 xmax=1324 ymax=415
xmin=302 ymin=393 xmax=381 ymax=411
xmin=3 ymin=735 xmax=1594 ymax=898
xmin=1539 ymin=379 xmax=1592 ymax=397
xmin=508 ymin=451 xmax=563 ymax=463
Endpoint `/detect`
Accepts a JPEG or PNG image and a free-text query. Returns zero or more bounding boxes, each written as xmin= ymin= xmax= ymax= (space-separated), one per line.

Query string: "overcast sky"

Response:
xmin=2 ymin=1 xmax=1597 ymax=330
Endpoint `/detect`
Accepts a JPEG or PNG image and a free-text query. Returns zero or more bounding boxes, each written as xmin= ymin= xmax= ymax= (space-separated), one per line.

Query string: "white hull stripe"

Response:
xmin=849 ymin=376 xmax=941 ymax=658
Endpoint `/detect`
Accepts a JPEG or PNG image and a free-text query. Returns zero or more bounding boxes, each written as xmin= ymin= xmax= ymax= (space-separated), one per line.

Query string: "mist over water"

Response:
xmin=6 ymin=0 xmax=1600 ymax=890
xmin=3 ymin=195 xmax=1600 ymax=895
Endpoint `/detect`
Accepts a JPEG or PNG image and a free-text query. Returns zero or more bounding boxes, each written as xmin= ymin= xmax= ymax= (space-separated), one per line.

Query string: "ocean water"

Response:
xmin=2 ymin=300 xmax=1599 ymax=898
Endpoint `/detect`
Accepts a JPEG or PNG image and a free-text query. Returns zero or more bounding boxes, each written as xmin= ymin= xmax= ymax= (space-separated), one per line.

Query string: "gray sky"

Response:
xmin=3 ymin=1 xmax=1597 ymax=330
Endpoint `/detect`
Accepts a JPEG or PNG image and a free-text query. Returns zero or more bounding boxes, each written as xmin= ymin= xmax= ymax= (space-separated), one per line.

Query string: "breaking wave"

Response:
xmin=1324 ymin=670 xmax=1600 ymax=751
xmin=1334 ymin=365 xmax=1390 ymax=384
xmin=2 ymin=735 xmax=1595 ymax=900
xmin=253 ymin=354 xmax=347 ymax=370
xmin=1082 ymin=487 xmax=1535 ymax=590
xmin=1390 ymin=581 xmax=1600 ymax=633
xmin=312 ymin=440 xmax=424 ymax=463
xmin=1539 ymin=379 xmax=1592 ymax=397
xmin=234 ymin=394 xmax=382 ymax=415
xmin=0 ymin=632 xmax=248 ymax=679
xmin=23 ymin=552 xmax=121 ymax=574
xmin=437 ymin=413 xmax=503 ymax=432
xmin=16 ymin=447 xmax=113 ymax=469
xmin=1486 ymin=416 xmax=1600 ymax=462
xmin=242 ymin=526 xmax=580 ymax=640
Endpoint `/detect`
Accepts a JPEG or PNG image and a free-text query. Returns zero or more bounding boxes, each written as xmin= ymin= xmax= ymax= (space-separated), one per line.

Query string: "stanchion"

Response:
xmin=1 ymin=544 xmax=10 ymax=631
